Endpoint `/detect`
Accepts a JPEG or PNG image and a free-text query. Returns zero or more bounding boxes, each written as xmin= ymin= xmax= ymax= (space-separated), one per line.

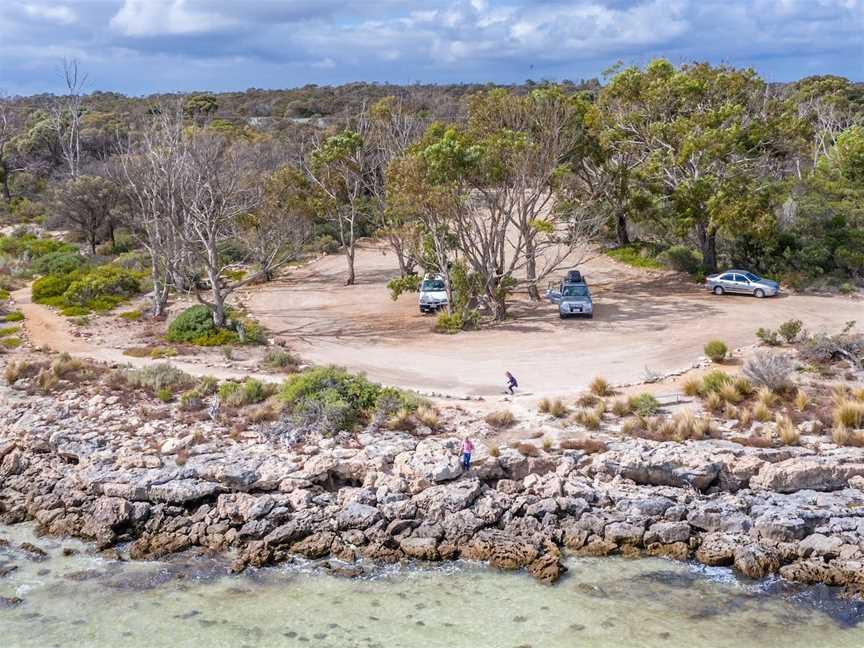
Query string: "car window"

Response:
xmin=733 ymin=274 xmax=748 ymax=282
xmin=719 ymin=273 xmax=734 ymax=281
xmin=562 ymin=285 xmax=588 ymax=297
xmin=745 ymin=272 xmax=761 ymax=282
xmin=421 ymin=280 xmax=444 ymax=291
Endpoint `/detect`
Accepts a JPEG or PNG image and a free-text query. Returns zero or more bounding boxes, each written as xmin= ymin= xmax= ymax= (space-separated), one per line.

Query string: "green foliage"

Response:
xmin=63 ymin=265 xmax=141 ymax=308
xmin=0 ymin=233 xmax=77 ymax=261
xmin=60 ymin=305 xmax=90 ymax=317
xmin=701 ymin=370 xmax=732 ymax=393
xmin=2 ymin=311 xmax=24 ymax=322
xmin=756 ymin=327 xmax=782 ymax=346
xmin=606 ymin=243 xmax=664 ymax=269
xmin=219 ymin=378 xmax=275 ymax=407
xmin=119 ymin=309 xmax=143 ymax=321
xmin=628 ymin=392 xmax=660 ymax=416
xmin=1 ymin=336 xmax=22 ymax=348
xmin=166 ymin=305 xmax=265 ymax=346
xmin=387 ymin=274 xmax=420 ymax=301
xmin=434 ymin=311 xmax=479 ymax=334
xmin=33 ymin=251 xmax=86 ymax=276
xmin=32 ymin=274 xmax=73 ymax=304
xmin=704 ymin=340 xmax=728 ymax=363
xmin=778 ymin=319 xmax=803 ymax=344
xmin=120 ymin=363 xmax=195 ymax=395
xmin=261 ymin=348 xmax=301 ymax=371
xmin=0 ymin=326 xmax=18 ymax=336
xmin=658 ymin=245 xmax=703 ymax=274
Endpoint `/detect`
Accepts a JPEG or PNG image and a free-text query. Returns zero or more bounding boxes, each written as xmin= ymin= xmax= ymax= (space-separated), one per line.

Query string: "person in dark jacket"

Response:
xmin=505 ymin=371 xmax=518 ymax=395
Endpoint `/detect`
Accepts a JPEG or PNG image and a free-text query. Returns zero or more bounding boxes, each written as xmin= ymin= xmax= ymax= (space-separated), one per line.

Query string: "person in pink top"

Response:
xmin=461 ymin=436 xmax=475 ymax=470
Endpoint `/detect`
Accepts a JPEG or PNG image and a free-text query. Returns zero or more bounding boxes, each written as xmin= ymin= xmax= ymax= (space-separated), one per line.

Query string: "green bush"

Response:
xmin=33 ymin=251 xmax=86 ymax=276
xmin=63 ymin=265 xmax=141 ymax=308
xmin=119 ymin=309 xmax=143 ymax=321
xmin=777 ymin=319 xmax=803 ymax=344
xmin=219 ymin=378 xmax=274 ymax=407
xmin=434 ymin=310 xmax=479 ymax=334
xmin=60 ymin=305 xmax=90 ymax=317
xmin=32 ymin=273 xmax=73 ymax=304
xmin=701 ymin=370 xmax=732 ymax=393
xmin=756 ymin=327 xmax=782 ymax=346
xmin=658 ymin=245 xmax=702 ymax=274
xmin=120 ymin=363 xmax=195 ymax=395
xmin=262 ymin=348 xmax=300 ymax=371
xmin=0 ymin=325 xmax=18 ymax=336
xmin=2 ymin=311 xmax=23 ymax=322
xmin=1 ymin=336 xmax=22 ymax=348
xmin=704 ymin=340 xmax=728 ymax=363
xmin=166 ymin=304 xmax=264 ymax=346
xmin=628 ymin=392 xmax=660 ymax=416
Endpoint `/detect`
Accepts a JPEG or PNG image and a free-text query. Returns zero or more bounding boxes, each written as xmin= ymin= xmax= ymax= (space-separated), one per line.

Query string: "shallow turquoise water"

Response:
xmin=1 ymin=524 xmax=862 ymax=648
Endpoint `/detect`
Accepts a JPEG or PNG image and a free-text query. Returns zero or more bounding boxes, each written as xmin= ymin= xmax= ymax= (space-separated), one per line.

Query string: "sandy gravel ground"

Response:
xmin=244 ymin=243 xmax=864 ymax=398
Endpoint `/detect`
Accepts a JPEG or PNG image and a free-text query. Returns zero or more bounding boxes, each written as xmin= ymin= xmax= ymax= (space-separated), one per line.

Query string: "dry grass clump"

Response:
xmin=261 ymin=348 xmax=301 ymax=373
xmin=705 ymin=391 xmax=724 ymax=412
xmin=756 ymin=387 xmax=778 ymax=408
xmin=488 ymin=443 xmax=500 ymax=458
xmin=682 ymin=376 xmax=703 ymax=397
xmin=513 ymin=441 xmax=540 ymax=457
xmin=732 ymin=376 xmax=755 ymax=397
xmin=853 ymin=387 xmax=864 ymax=402
xmin=833 ymin=400 xmax=864 ymax=430
xmin=576 ymin=392 xmax=600 ymax=408
xmin=415 ymin=405 xmax=440 ymax=430
xmin=719 ymin=383 xmax=742 ymax=404
xmin=833 ymin=425 xmax=850 ymax=446
xmin=738 ymin=407 xmax=753 ymax=429
xmin=559 ymin=436 xmax=608 ymax=453
xmin=539 ymin=398 xmax=568 ymax=418
xmin=794 ymin=389 xmax=810 ymax=412
xmin=701 ymin=370 xmax=732 ymax=394
xmin=123 ymin=345 xmax=178 ymax=359
xmin=386 ymin=407 xmax=416 ymax=431
xmin=776 ymin=414 xmax=800 ymax=445
xmin=831 ymin=384 xmax=850 ymax=404
xmin=610 ymin=399 xmax=631 ymax=417
xmin=485 ymin=410 xmax=516 ymax=429
xmin=36 ymin=367 xmax=59 ymax=392
xmin=590 ymin=376 xmax=613 ymax=397
xmin=542 ymin=436 xmax=553 ymax=451
xmin=246 ymin=401 xmax=278 ymax=423
xmin=4 ymin=359 xmax=46 ymax=385
xmin=752 ymin=402 xmax=772 ymax=423
xmin=733 ymin=430 xmax=774 ymax=448
xmin=723 ymin=402 xmax=739 ymax=420
xmin=572 ymin=408 xmax=601 ymax=430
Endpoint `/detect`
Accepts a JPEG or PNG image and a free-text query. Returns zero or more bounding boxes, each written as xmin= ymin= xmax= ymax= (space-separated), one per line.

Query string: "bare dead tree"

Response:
xmin=51 ymin=59 xmax=87 ymax=179
xmin=115 ymin=106 xmax=188 ymax=318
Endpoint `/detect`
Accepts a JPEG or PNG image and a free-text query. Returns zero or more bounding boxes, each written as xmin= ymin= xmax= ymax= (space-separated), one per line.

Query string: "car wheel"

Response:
xmin=712 ymin=286 xmax=724 ymax=295
xmin=754 ymin=289 xmax=765 ymax=298
xmin=559 ymin=313 xmax=567 ymax=319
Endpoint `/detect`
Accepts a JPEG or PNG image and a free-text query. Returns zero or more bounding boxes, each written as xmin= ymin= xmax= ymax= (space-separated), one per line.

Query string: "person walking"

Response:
xmin=505 ymin=371 xmax=518 ymax=395
xmin=461 ymin=436 xmax=474 ymax=471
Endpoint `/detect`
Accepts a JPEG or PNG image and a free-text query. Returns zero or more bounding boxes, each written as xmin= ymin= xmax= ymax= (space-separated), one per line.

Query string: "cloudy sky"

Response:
xmin=1 ymin=0 xmax=862 ymax=96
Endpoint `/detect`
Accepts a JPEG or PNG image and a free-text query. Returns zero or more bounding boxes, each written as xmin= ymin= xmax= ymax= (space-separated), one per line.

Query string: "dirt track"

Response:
xmin=245 ymin=243 xmax=864 ymax=398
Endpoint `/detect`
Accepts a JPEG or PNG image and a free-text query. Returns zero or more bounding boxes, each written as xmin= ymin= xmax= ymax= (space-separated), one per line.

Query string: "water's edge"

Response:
xmin=2 ymin=523 xmax=863 ymax=648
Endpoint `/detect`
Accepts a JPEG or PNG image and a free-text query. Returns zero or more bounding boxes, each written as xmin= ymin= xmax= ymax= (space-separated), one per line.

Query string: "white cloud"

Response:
xmin=23 ymin=3 xmax=77 ymax=24
xmin=109 ymin=0 xmax=236 ymax=36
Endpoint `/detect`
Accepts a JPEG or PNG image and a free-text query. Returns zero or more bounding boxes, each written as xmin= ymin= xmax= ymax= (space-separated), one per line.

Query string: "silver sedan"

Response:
xmin=706 ymin=270 xmax=780 ymax=298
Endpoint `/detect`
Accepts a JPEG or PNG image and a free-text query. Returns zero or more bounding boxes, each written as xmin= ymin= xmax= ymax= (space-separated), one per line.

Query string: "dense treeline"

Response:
xmin=0 ymin=62 xmax=861 ymax=332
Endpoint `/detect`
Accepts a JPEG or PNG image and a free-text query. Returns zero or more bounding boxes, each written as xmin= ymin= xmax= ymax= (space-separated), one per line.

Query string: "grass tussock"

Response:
xmin=261 ymin=348 xmax=301 ymax=373
xmin=590 ymin=376 xmax=613 ymax=397
xmin=415 ymin=405 xmax=440 ymax=430
xmin=718 ymin=383 xmax=742 ymax=404
xmin=756 ymin=387 xmax=778 ymax=408
xmin=620 ymin=416 xmax=644 ymax=437
xmin=386 ymin=407 xmax=416 ymax=431
xmin=628 ymin=392 xmax=660 ymax=416
xmin=752 ymin=402 xmax=772 ymax=423
xmin=488 ymin=443 xmax=500 ymax=458
xmin=572 ymin=408 xmax=601 ymax=430
xmin=776 ymin=414 xmax=800 ymax=445
xmin=576 ymin=392 xmax=600 ymax=408
xmin=485 ymin=410 xmax=515 ymax=429
xmin=682 ymin=376 xmax=703 ymax=397
xmin=833 ymin=400 xmax=864 ymax=430
xmin=705 ymin=391 xmax=724 ymax=412
xmin=610 ymin=399 xmax=631 ymax=417
xmin=219 ymin=378 xmax=277 ymax=408
xmin=539 ymin=397 xmax=568 ymax=418
xmin=794 ymin=389 xmax=810 ymax=412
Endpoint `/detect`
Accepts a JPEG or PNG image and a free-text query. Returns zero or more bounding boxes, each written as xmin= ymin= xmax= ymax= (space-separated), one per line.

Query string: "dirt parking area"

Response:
xmin=243 ymin=243 xmax=864 ymax=398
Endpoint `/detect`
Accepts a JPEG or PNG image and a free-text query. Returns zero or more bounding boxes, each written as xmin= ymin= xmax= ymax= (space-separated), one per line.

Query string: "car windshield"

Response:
xmin=744 ymin=272 xmax=761 ymax=282
xmin=562 ymin=285 xmax=588 ymax=297
xmin=421 ymin=280 xmax=445 ymax=291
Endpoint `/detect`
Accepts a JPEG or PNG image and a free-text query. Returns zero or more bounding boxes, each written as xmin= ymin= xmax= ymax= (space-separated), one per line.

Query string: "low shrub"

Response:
xmin=5 ymin=359 xmax=45 ymax=384
xmin=219 ymin=378 xmax=276 ymax=408
xmin=434 ymin=311 xmax=479 ymax=334
xmin=756 ymin=327 xmax=781 ymax=347
xmin=628 ymin=392 xmax=660 ymax=416
xmin=33 ymin=251 xmax=86 ymax=276
xmin=63 ymin=265 xmax=141 ymax=309
xmin=589 ymin=376 xmax=612 ymax=397
xmin=743 ymin=352 xmax=793 ymax=392
xmin=488 ymin=444 xmax=500 ymax=458
xmin=166 ymin=304 xmax=265 ymax=346
xmin=32 ymin=273 xmax=73 ymax=304
xmin=119 ymin=309 xmax=143 ymax=321
xmin=485 ymin=410 xmax=515 ymax=429
xmin=2 ymin=311 xmax=23 ymax=322
xmin=1 ymin=336 xmax=21 ymax=348
xmin=704 ymin=340 xmax=728 ymax=363
xmin=60 ymin=305 xmax=90 ymax=317
xmin=0 ymin=325 xmax=17 ymax=336
xmin=386 ymin=407 xmax=416 ymax=431
xmin=261 ymin=348 xmax=301 ymax=372
xmin=658 ymin=245 xmax=702 ymax=274
xmin=119 ymin=363 xmax=196 ymax=395
xmin=415 ymin=405 xmax=440 ymax=430
xmin=778 ymin=319 xmax=803 ymax=344
xmin=606 ymin=243 xmax=664 ymax=270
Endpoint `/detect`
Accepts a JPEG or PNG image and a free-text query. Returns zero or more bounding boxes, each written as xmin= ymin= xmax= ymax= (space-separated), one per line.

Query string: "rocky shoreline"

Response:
xmin=3 ymin=380 xmax=864 ymax=597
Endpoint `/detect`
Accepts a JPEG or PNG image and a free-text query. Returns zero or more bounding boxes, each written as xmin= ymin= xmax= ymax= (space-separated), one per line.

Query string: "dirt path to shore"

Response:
xmin=244 ymin=243 xmax=864 ymax=398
